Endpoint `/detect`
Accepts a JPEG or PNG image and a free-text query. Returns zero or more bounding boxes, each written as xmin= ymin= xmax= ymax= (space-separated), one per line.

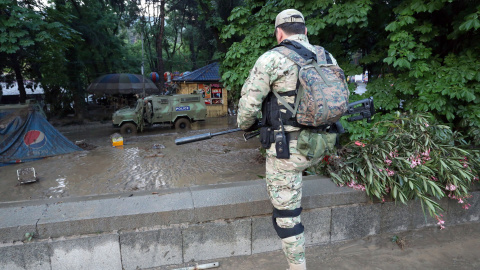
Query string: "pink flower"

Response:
xmin=431 ymin=176 xmax=438 ymax=181
xmin=355 ymin=141 xmax=366 ymax=147
xmin=389 ymin=150 xmax=399 ymax=158
xmin=409 ymin=155 xmax=422 ymax=168
xmin=445 ymin=184 xmax=456 ymax=191
xmin=425 ymin=123 xmax=429 ymax=127
xmin=347 ymin=180 xmax=366 ymax=191
xmin=435 ymin=215 xmax=446 ymax=229
xmin=458 ymin=199 xmax=464 ymax=204
xmin=421 ymin=149 xmax=431 ymax=161
xmin=386 ymin=168 xmax=395 ymax=176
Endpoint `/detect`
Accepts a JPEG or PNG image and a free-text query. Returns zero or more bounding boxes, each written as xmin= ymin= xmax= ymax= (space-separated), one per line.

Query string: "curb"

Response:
xmin=1 ymin=176 xmax=479 ymax=269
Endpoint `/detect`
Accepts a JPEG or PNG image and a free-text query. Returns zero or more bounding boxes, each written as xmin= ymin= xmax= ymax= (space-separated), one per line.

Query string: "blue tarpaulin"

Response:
xmin=0 ymin=110 xmax=83 ymax=166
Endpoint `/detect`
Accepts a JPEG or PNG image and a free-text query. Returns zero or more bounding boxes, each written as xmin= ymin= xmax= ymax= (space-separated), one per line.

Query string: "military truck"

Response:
xmin=112 ymin=94 xmax=207 ymax=134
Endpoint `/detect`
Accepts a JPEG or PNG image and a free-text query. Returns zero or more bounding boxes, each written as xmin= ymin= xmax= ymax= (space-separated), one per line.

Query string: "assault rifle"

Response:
xmin=174 ymin=97 xmax=375 ymax=145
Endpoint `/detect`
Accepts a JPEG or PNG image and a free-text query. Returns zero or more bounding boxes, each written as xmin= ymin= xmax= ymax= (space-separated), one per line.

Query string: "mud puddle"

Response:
xmin=0 ymin=116 xmax=265 ymax=202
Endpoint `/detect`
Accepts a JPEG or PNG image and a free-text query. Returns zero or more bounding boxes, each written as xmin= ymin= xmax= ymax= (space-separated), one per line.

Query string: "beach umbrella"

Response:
xmin=86 ymin=74 xmax=159 ymax=95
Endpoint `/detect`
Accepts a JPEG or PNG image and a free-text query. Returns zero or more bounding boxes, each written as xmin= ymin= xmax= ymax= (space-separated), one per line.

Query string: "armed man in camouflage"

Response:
xmin=237 ymin=9 xmax=339 ymax=270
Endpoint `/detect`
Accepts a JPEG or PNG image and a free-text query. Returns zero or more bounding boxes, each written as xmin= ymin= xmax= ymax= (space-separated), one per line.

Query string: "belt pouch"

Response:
xmin=275 ymin=130 xmax=290 ymax=159
xmin=297 ymin=130 xmax=337 ymax=159
xmin=260 ymin=127 xmax=273 ymax=149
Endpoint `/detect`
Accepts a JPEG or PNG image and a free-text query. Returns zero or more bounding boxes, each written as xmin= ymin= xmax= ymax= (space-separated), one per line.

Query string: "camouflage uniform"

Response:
xmin=237 ymin=34 xmax=337 ymax=267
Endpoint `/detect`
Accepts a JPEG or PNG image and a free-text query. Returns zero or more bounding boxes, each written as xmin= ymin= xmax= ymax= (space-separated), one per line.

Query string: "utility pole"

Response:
xmin=142 ymin=32 xmax=145 ymax=98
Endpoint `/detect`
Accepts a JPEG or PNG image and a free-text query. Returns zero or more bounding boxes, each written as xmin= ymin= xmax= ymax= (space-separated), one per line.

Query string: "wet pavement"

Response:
xmin=163 ymin=222 xmax=480 ymax=270
xmin=0 ymin=116 xmax=265 ymax=203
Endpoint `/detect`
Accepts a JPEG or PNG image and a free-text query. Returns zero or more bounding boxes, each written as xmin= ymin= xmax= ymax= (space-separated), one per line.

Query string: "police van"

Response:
xmin=112 ymin=94 xmax=207 ymax=134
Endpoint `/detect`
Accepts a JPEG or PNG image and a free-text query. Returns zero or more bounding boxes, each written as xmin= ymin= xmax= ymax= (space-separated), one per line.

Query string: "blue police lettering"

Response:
xmin=175 ymin=106 xmax=191 ymax=111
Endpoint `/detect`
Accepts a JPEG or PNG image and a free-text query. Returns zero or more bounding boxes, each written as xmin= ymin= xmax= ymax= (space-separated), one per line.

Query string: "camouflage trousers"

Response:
xmin=265 ymin=139 xmax=322 ymax=266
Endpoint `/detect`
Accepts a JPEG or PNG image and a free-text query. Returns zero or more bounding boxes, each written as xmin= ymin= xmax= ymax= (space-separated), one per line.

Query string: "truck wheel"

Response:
xmin=120 ymin=123 xmax=137 ymax=135
xmin=175 ymin=118 xmax=191 ymax=129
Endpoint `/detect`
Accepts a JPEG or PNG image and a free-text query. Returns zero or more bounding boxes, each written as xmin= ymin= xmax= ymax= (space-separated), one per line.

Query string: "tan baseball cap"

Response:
xmin=274 ymin=9 xmax=305 ymax=29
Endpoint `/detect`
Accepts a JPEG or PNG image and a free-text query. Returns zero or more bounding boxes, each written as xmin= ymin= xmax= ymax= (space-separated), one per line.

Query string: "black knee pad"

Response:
xmin=272 ymin=207 xmax=304 ymax=239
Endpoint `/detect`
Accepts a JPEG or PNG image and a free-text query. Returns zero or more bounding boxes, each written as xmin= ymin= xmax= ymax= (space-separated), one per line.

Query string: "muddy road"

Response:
xmin=0 ymin=116 xmax=265 ymax=202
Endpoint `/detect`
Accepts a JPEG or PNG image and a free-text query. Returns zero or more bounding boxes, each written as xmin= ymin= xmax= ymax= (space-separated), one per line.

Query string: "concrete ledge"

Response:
xmin=0 ymin=176 xmax=359 ymax=242
xmin=1 ymin=176 xmax=479 ymax=269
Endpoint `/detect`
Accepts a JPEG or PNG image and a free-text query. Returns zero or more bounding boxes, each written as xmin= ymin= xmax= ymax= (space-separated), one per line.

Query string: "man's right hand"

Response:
xmin=243 ymin=119 xmax=261 ymax=132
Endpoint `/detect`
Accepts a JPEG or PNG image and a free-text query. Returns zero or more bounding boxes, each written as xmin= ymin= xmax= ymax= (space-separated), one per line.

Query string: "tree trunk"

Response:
xmin=189 ymin=31 xmax=197 ymax=70
xmin=65 ymin=46 xmax=84 ymax=121
xmin=11 ymin=54 xmax=27 ymax=103
xmin=73 ymin=87 xmax=84 ymax=121
xmin=198 ymin=0 xmax=227 ymax=54
xmin=156 ymin=0 xmax=166 ymax=93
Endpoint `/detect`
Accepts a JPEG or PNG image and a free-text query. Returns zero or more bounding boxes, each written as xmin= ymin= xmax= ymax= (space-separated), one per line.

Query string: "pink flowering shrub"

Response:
xmin=314 ymin=112 xmax=480 ymax=228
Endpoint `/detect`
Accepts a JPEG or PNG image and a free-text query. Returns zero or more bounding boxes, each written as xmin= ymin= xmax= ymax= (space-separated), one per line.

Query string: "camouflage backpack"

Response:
xmin=272 ymin=40 xmax=349 ymax=127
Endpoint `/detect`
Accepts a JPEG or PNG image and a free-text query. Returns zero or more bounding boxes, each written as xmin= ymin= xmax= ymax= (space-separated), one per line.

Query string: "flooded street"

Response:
xmin=0 ymin=116 xmax=265 ymax=202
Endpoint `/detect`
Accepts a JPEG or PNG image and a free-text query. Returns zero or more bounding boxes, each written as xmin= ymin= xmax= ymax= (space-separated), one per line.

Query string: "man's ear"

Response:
xmin=276 ymin=27 xmax=287 ymax=44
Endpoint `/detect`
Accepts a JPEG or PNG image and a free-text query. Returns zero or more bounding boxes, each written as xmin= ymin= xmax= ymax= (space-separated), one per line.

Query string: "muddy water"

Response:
xmin=0 ymin=117 xmax=265 ymax=202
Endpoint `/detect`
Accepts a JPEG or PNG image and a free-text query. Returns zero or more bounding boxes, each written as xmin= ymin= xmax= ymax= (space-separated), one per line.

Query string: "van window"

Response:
xmin=181 ymin=97 xmax=200 ymax=103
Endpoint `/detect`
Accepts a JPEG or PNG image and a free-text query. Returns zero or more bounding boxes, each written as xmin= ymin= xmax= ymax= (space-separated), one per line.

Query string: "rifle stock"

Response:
xmin=344 ymin=96 xmax=375 ymax=122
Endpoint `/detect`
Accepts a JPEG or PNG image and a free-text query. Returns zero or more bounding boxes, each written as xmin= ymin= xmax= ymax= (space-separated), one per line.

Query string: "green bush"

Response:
xmin=313 ymin=112 xmax=480 ymax=228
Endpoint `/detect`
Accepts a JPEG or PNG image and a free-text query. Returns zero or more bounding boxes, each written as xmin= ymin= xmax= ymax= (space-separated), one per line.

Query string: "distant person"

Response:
xmin=144 ymin=99 xmax=152 ymax=123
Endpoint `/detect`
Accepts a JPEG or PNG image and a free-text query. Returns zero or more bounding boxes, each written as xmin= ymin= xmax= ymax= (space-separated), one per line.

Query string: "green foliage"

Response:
xmin=220 ymin=0 xmax=382 ymax=93
xmin=314 ymin=112 xmax=480 ymax=223
xmin=221 ymin=0 xmax=480 ymax=144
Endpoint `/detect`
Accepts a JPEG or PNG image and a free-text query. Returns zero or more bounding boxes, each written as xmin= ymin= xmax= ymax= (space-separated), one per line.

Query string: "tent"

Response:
xmin=0 ymin=109 xmax=83 ymax=166
xmin=86 ymin=73 xmax=159 ymax=95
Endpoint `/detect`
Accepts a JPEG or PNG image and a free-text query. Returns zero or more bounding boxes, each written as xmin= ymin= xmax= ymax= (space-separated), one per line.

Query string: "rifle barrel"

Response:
xmin=175 ymin=128 xmax=242 ymax=145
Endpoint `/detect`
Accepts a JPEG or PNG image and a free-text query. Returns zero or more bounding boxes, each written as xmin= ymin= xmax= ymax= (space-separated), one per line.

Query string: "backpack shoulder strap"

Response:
xmin=269 ymin=40 xmax=333 ymax=118
xmin=314 ymin=46 xmax=334 ymax=65
xmin=271 ymin=39 xmax=316 ymax=66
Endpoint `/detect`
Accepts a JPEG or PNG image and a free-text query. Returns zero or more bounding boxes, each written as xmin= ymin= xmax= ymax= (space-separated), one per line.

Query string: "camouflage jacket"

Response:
xmin=237 ymin=34 xmax=338 ymax=132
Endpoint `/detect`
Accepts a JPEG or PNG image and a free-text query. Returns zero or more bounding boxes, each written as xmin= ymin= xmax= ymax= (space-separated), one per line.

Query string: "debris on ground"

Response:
xmin=144 ymin=153 xmax=165 ymax=158
xmin=75 ymin=140 xmax=98 ymax=150
xmin=172 ymin=262 xmax=220 ymax=270
xmin=252 ymin=152 xmax=265 ymax=164
xmin=17 ymin=167 xmax=38 ymax=184
xmin=392 ymin=235 xmax=406 ymax=250
xmin=153 ymin=144 xmax=165 ymax=149
xmin=23 ymin=232 xmax=36 ymax=242
xmin=110 ymin=133 xmax=123 ymax=147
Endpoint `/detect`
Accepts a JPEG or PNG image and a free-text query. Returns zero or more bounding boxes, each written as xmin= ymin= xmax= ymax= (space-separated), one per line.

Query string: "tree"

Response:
xmin=1 ymin=0 xmax=140 ymax=119
xmin=0 ymin=0 xmax=77 ymax=103
xmin=220 ymin=0 xmax=480 ymax=142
